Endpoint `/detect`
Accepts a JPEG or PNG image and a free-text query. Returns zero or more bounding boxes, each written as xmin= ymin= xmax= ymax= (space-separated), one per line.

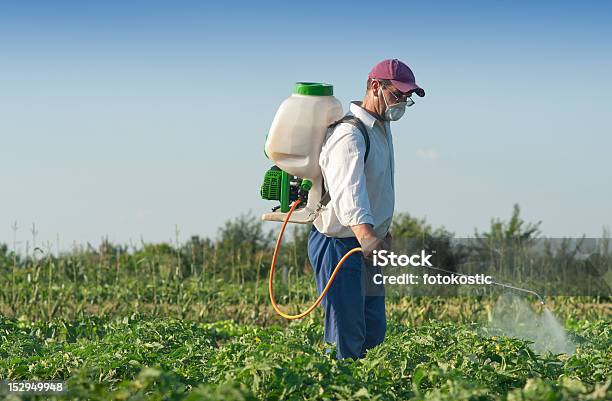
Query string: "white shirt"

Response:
xmin=313 ymin=101 xmax=395 ymax=239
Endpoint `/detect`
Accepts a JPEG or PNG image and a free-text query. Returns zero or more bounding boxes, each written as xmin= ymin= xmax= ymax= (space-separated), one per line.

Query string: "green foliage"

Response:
xmin=0 ymin=207 xmax=609 ymax=400
xmin=0 ymin=317 xmax=609 ymax=400
xmin=0 ymin=243 xmax=19 ymax=270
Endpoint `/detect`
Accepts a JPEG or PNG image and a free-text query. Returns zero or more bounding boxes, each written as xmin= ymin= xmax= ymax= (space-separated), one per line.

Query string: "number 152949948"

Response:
xmin=1 ymin=381 xmax=66 ymax=394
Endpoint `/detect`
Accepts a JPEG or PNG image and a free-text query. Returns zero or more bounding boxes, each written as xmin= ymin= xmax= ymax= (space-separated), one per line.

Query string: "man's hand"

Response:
xmin=350 ymin=224 xmax=390 ymax=259
xmin=384 ymin=231 xmax=392 ymax=250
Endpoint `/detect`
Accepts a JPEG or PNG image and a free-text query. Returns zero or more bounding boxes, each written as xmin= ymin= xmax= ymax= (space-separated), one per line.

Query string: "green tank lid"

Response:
xmin=293 ymin=82 xmax=333 ymax=96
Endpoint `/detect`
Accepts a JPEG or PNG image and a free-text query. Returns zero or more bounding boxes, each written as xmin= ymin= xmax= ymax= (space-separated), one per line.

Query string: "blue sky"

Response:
xmin=1 ymin=1 xmax=611 ymax=252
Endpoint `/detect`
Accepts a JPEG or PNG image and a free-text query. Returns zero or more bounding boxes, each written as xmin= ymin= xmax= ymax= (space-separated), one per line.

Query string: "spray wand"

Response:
xmin=418 ymin=264 xmax=546 ymax=305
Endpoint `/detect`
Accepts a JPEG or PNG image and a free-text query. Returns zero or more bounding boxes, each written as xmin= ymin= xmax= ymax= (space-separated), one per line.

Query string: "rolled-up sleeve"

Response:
xmin=319 ymin=124 xmax=374 ymax=227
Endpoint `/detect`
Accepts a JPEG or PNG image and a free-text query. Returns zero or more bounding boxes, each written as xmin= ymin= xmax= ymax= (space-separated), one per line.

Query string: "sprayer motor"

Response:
xmin=260 ymin=166 xmax=311 ymax=213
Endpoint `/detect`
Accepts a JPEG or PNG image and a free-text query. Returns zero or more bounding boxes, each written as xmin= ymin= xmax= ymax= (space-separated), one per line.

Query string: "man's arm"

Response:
xmin=351 ymin=224 xmax=391 ymax=258
xmin=320 ymin=124 xmax=373 ymax=223
xmin=320 ymin=124 xmax=387 ymax=256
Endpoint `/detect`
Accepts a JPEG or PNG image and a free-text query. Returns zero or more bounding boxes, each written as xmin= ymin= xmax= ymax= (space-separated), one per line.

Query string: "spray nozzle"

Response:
xmin=297 ymin=179 xmax=312 ymax=202
xmin=300 ymin=179 xmax=312 ymax=191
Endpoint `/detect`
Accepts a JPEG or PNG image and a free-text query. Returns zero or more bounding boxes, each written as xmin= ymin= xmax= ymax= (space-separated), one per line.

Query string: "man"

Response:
xmin=307 ymin=59 xmax=425 ymax=360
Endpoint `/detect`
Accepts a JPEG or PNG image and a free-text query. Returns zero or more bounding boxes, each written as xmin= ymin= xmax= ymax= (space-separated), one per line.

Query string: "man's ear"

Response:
xmin=371 ymin=80 xmax=381 ymax=96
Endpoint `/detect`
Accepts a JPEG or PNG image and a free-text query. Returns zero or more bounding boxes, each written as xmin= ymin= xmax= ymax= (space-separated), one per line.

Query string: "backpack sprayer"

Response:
xmin=261 ymin=83 xmax=545 ymax=320
xmin=260 ymin=82 xmax=366 ymax=319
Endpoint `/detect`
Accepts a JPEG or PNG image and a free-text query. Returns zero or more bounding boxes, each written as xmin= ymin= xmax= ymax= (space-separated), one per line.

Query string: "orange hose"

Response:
xmin=268 ymin=198 xmax=363 ymax=320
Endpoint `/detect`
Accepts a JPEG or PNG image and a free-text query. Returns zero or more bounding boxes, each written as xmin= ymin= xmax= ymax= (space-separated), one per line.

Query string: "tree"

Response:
xmin=391 ymin=212 xmax=453 ymax=240
xmin=471 ymin=204 xmax=543 ymax=280
xmin=216 ymin=211 xmax=274 ymax=254
xmin=391 ymin=213 xmax=461 ymax=274
xmin=475 ymin=203 xmax=541 ymax=242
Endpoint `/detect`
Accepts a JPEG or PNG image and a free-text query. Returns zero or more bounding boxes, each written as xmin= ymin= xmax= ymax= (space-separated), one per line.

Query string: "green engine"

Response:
xmin=260 ymin=166 xmax=311 ymax=213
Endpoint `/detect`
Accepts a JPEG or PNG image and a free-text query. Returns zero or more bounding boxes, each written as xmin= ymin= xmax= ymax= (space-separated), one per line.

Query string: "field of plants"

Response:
xmin=0 ymin=209 xmax=610 ymax=400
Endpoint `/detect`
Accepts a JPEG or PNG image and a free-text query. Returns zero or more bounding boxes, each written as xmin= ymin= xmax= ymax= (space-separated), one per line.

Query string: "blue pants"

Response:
xmin=307 ymin=226 xmax=386 ymax=359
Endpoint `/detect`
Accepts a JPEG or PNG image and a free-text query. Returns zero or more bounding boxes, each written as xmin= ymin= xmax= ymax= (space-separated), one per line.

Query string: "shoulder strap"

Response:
xmin=328 ymin=115 xmax=370 ymax=163
xmin=318 ymin=114 xmax=370 ymax=208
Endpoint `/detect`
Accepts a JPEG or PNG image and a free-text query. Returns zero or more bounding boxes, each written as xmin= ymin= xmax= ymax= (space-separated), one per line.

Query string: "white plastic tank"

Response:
xmin=264 ymin=82 xmax=343 ymax=180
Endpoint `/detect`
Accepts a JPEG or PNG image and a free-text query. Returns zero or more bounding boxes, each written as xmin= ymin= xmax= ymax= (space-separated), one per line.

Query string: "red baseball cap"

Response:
xmin=368 ymin=59 xmax=425 ymax=97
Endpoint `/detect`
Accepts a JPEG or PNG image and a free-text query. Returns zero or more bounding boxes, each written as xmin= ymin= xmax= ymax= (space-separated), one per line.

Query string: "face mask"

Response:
xmin=379 ymin=87 xmax=407 ymax=121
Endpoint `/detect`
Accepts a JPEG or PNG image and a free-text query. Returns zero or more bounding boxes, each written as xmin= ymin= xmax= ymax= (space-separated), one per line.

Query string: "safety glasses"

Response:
xmin=387 ymin=88 xmax=415 ymax=107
